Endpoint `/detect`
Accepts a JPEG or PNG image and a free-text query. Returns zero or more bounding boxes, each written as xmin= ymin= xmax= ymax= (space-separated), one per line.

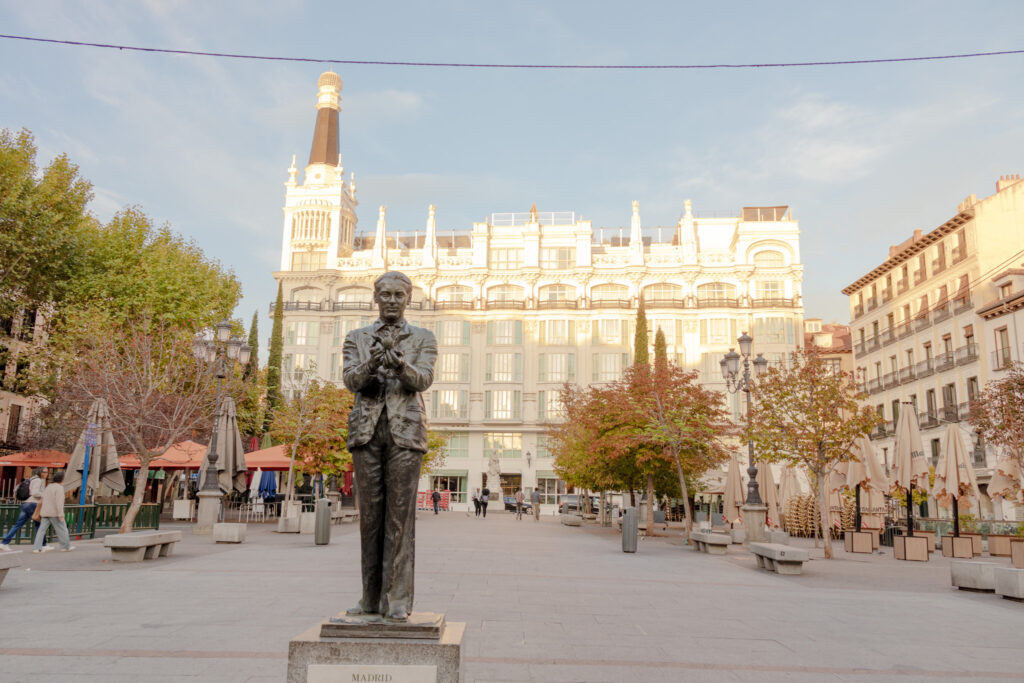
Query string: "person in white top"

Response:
xmin=1 ymin=467 xmax=49 ymax=551
xmin=33 ymin=471 xmax=74 ymax=553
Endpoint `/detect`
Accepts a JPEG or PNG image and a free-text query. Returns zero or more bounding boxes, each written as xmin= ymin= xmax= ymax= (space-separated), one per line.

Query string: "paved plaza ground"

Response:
xmin=1 ymin=509 xmax=1022 ymax=682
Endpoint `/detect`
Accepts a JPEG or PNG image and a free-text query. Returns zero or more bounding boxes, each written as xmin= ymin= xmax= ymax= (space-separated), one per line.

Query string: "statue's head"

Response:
xmin=373 ymin=271 xmax=413 ymax=324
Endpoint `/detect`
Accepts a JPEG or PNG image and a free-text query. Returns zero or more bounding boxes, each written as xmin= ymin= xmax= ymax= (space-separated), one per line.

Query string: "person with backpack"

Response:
xmin=431 ymin=489 xmax=441 ymax=515
xmin=1 ymin=467 xmax=49 ymax=551
xmin=33 ymin=471 xmax=74 ymax=553
xmin=480 ymin=486 xmax=490 ymax=518
xmin=1 ymin=466 xmax=49 ymax=552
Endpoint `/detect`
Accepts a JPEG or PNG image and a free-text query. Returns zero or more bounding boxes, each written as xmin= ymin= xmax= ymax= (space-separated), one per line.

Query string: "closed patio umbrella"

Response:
xmin=198 ymin=396 xmax=248 ymax=494
xmin=756 ymin=462 xmax=780 ymax=529
xmin=932 ymin=423 xmax=980 ymax=537
xmin=777 ymin=465 xmax=803 ymax=530
xmin=63 ymin=398 xmax=125 ymax=500
xmin=839 ymin=436 xmax=889 ymax=531
xmin=249 ymin=468 xmax=263 ymax=502
xmin=722 ymin=452 xmax=745 ymax=527
xmin=892 ymin=403 xmax=929 ymax=537
xmin=986 ymin=452 xmax=1023 ymax=505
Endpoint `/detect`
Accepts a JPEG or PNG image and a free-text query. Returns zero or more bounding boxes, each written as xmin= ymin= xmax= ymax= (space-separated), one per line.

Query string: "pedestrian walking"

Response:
xmin=514 ymin=488 xmax=525 ymax=520
xmin=431 ymin=489 xmax=441 ymax=515
xmin=480 ymin=486 xmax=490 ymax=518
xmin=1 ymin=467 xmax=49 ymax=551
xmin=33 ymin=471 xmax=74 ymax=553
xmin=530 ymin=487 xmax=541 ymax=522
xmin=472 ymin=488 xmax=481 ymax=518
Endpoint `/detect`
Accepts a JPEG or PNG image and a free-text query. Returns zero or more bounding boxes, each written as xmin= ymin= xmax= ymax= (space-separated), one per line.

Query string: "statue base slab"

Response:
xmin=741 ymin=503 xmax=768 ymax=548
xmin=287 ymin=613 xmax=463 ymax=683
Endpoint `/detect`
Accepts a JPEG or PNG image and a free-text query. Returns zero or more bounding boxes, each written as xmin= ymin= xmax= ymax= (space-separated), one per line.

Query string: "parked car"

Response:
xmin=503 ymin=496 xmax=532 ymax=512
xmin=558 ymin=494 xmax=603 ymax=515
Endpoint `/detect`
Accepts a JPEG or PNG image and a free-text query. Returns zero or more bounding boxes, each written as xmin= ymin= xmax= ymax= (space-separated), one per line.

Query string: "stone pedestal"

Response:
xmin=741 ymin=504 xmax=767 ymax=548
xmin=172 ymin=499 xmax=195 ymax=521
xmin=287 ymin=612 xmax=463 ymax=683
xmin=194 ymin=490 xmax=222 ymax=535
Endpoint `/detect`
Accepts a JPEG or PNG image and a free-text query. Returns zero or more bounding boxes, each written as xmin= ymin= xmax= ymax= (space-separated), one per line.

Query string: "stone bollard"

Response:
xmin=622 ymin=507 xmax=638 ymax=553
xmin=314 ymin=498 xmax=331 ymax=546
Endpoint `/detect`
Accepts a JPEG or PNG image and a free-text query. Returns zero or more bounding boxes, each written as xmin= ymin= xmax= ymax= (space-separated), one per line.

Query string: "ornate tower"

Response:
xmin=279 ymin=72 xmax=359 ymax=272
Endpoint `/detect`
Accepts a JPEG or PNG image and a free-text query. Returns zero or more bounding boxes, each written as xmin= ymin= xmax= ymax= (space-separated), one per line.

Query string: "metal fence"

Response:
xmin=0 ymin=503 xmax=161 ymax=544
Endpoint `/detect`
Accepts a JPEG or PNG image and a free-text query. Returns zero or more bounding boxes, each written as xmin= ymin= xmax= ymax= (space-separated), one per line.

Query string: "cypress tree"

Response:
xmin=633 ymin=299 xmax=649 ymax=366
xmin=654 ymin=328 xmax=668 ymax=372
xmin=244 ymin=310 xmax=259 ymax=381
xmin=265 ymin=281 xmax=284 ymax=432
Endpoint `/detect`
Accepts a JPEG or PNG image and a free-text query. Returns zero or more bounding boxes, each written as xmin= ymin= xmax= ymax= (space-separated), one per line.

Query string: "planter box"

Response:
xmin=987 ymin=534 xmax=1013 ymax=557
xmin=844 ymin=531 xmax=873 ymax=554
xmin=941 ymin=535 xmax=974 ymax=559
xmin=910 ymin=529 xmax=936 ymax=552
xmin=1012 ymin=539 xmax=1024 ymax=569
xmin=961 ymin=532 xmax=983 ymax=556
xmin=894 ymin=535 xmax=929 ymax=562
xmin=172 ymin=499 xmax=195 ymax=521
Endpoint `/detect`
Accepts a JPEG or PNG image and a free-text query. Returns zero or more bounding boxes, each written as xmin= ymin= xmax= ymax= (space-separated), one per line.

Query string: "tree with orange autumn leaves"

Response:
xmin=550 ymin=360 xmax=732 ymax=537
xmin=744 ymin=350 xmax=880 ymax=558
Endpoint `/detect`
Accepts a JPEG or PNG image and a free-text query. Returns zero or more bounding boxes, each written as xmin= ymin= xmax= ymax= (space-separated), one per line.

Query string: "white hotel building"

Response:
xmin=272 ymin=73 xmax=804 ymax=510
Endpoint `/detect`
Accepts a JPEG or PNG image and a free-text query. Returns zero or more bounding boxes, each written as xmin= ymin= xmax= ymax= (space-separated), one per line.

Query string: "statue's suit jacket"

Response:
xmin=343 ymin=320 xmax=437 ymax=453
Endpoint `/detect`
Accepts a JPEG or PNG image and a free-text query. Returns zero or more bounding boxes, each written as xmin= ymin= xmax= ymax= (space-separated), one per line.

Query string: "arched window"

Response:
xmin=696 ymin=283 xmax=737 ymax=302
xmin=591 ymin=284 xmax=629 ymax=301
xmin=753 ymin=250 xmax=785 ymax=268
xmin=292 ymin=288 xmax=321 ymax=303
xmin=436 ymin=285 xmax=472 ymax=303
xmin=336 ymin=287 xmax=372 ymax=303
xmin=642 ymin=283 xmax=682 ymax=304
xmin=539 ymin=284 xmax=575 ymax=301
xmin=486 ymin=285 xmax=524 ymax=302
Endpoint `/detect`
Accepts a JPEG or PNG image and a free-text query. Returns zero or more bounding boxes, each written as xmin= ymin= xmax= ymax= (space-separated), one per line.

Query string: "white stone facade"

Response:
xmin=271 ymin=74 xmax=805 ymax=511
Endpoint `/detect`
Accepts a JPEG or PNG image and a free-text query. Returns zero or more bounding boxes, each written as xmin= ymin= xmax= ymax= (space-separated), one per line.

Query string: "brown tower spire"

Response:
xmin=308 ymin=72 xmax=342 ymax=166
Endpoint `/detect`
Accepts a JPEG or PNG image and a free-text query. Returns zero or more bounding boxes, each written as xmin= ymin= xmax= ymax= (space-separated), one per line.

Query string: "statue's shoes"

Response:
xmin=346 ymin=604 xmax=381 ymax=619
xmin=384 ymin=608 xmax=409 ymax=622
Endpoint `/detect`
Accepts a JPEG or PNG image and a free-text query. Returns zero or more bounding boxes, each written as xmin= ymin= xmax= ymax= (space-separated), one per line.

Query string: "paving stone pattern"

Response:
xmin=1 ymin=511 xmax=1022 ymax=682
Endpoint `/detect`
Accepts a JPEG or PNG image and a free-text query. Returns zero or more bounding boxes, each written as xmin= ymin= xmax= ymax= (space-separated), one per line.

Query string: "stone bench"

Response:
xmin=331 ymin=508 xmax=359 ymax=524
xmin=0 ymin=550 xmax=23 ymax=588
xmin=213 ymin=522 xmax=246 ymax=544
xmin=103 ymin=530 xmax=182 ymax=562
xmin=690 ymin=531 xmax=731 ymax=555
xmin=950 ymin=560 xmax=998 ymax=592
xmin=749 ymin=542 xmax=810 ymax=575
xmin=993 ymin=567 xmax=1024 ymax=602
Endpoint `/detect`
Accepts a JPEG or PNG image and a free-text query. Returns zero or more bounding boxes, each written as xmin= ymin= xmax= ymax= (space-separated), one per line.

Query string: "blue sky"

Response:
xmin=2 ymin=1 xmax=1023 ymax=347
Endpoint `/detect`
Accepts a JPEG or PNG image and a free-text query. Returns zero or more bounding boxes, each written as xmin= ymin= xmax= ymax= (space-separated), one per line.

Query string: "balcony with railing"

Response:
xmin=883 ymin=371 xmax=900 ymax=389
xmin=953 ymin=296 xmax=973 ymax=314
xmin=935 ymin=351 xmax=955 ymax=373
xmin=853 ymin=340 xmax=865 ymax=356
xmin=332 ymin=300 xmax=375 ymax=311
xmin=697 ymin=297 xmax=742 ymax=308
xmin=434 ymin=300 xmax=475 ymax=310
xmin=485 ymin=299 xmax=526 ymax=310
xmin=954 ymin=343 xmax=978 ymax=365
xmin=919 ymin=411 xmax=939 ymax=429
xmin=899 ymin=365 xmax=916 ymax=384
xmin=866 ymin=297 xmax=878 ymax=311
xmin=932 ymin=302 xmax=951 ymax=322
xmin=882 ymin=327 xmax=897 ymax=346
xmin=942 ymin=404 xmax=960 ymax=423
xmin=916 ymin=358 xmax=935 ymax=379
xmin=853 ymin=303 xmax=865 ymax=319
xmin=752 ymin=297 xmax=799 ymax=308
xmin=643 ymin=298 xmax=687 ymax=309
xmin=932 ymin=257 xmax=946 ymax=275
xmin=867 ymin=377 xmax=884 ymax=394
xmin=951 ymin=245 xmax=967 ymax=264
xmin=866 ymin=335 xmax=881 ymax=352
xmin=897 ymin=321 xmax=914 ymax=339
xmin=992 ymin=346 xmax=1014 ymax=371
xmin=538 ymin=299 xmax=579 ymax=310
xmin=589 ymin=298 xmax=632 ymax=309
xmin=881 ymin=288 xmax=892 ymax=303
xmin=914 ymin=314 xmax=931 ymax=331
xmin=913 ymin=270 xmax=926 ymax=286
xmin=896 ymin=278 xmax=909 ymax=294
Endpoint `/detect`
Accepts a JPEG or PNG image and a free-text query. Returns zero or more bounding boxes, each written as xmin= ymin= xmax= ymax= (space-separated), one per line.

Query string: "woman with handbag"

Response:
xmin=0 ymin=466 xmax=48 ymax=551
xmin=33 ymin=471 xmax=74 ymax=553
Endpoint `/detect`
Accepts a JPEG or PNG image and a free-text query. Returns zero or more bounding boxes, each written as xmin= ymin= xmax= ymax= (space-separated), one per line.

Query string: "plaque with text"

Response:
xmin=307 ymin=664 xmax=436 ymax=683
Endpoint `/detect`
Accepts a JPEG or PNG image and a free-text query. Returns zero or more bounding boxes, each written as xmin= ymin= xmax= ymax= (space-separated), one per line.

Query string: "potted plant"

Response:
xmin=985 ymin=520 xmax=1016 ymax=557
xmin=956 ymin=513 xmax=984 ymax=556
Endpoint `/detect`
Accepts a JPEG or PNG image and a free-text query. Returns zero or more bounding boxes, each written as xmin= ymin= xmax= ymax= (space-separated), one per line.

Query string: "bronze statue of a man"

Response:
xmin=342 ymin=271 xmax=437 ymax=621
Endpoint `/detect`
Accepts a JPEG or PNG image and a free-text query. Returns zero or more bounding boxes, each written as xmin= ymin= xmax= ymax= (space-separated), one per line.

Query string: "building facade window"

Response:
xmin=489 ymin=248 xmax=523 ymax=270
xmin=486 ymin=320 xmax=523 ymax=345
xmin=442 ymin=432 xmax=469 ymax=458
xmin=286 ymin=321 xmax=320 ymax=346
xmin=430 ymin=475 xmax=466 ymax=503
xmin=486 ymin=352 xmax=522 ymax=382
xmin=487 ymin=284 xmax=524 ymax=302
xmin=538 ymin=353 xmax=576 ymax=382
xmin=753 ymin=250 xmax=785 ymax=267
xmin=540 ymin=247 xmax=574 ymax=269
xmin=484 ymin=390 xmax=522 ymax=420
xmin=539 ymin=284 xmax=574 ymax=301
xmin=592 ymin=352 xmax=630 ymax=381
xmin=437 ymin=352 xmax=470 ymax=382
xmin=540 ymin=320 xmax=575 ymax=345
xmin=431 ymin=390 xmax=468 ymax=419
xmin=436 ymin=320 xmax=471 ymax=346
xmin=291 ymin=250 xmax=326 ymax=271
xmin=536 ymin=477 xmax=566 ymax=504
xmin=593 ymin=318 xmax=628 ymax=346
xmin=537 ymin=390 xmax=565 ymax=420
xmin=484 ymin=432 xmax=522 ymax=458
xmin=436 ymin=285 xmax=472 ymax=303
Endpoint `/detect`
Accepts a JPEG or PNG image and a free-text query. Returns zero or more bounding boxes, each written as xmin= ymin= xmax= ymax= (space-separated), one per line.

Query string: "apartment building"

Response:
xmin=843 ymin=174 xmax=1024 ymax=518
xmin=803 ymin=318 xmax=852 ymax=374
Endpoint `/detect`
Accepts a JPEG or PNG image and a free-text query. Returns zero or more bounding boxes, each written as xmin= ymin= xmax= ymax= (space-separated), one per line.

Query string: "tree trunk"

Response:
xmin=817 ymin=468 xmax=833 ymax=559
xmin=670 ymin=451 xmax=694 ymax=540
xmin=645 ymin=474 xmax=655 ymax=536
xmin=120 ymin=459 xmax=150 ymax=533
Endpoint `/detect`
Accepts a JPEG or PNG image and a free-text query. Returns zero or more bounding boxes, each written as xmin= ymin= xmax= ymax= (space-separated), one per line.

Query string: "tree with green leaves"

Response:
xmin=634 ymin=299 xmax=649 ymax=366
xmin=244 ymin=310 xmax=259 ymax=382
xmin=654 ymin=328 xmax=668 ymax=371
xmin=969 ymin=363 xmax=1024 ymax=504
xmin=0 ymin=128 xmax=94 ymax=321
xmin=745 ymin=350 xmax=880 ymax=558
xmin=265 ymin=282 xmax=284 ymax=433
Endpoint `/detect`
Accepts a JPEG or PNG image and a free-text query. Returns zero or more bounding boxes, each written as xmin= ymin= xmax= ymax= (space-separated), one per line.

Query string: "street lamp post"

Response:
xmin=192 ymin=320 xmax=251 ymax=535
xmin=721 ymin=332 xmax=768 ymax=545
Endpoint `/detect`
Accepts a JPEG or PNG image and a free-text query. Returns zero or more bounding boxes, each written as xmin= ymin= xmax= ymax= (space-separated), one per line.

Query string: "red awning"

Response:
xmin=0 ymin=450 xmax=71 ymax=468
xmin=119 ymin=440 xmax=208 ymax=470
xmin=244 ymin=445 xmax=292 ymax=471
